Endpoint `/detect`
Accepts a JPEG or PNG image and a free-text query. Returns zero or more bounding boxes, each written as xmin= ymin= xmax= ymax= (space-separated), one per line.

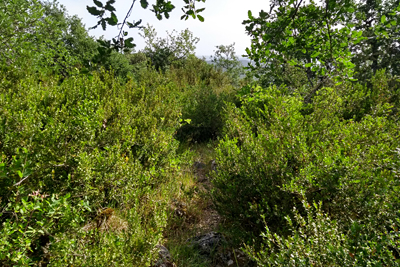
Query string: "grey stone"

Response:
xmin=153 ymin=245 xmax=175 ymax=267
xmin=187 ymin=232 xmax=226 ymax=257
xmin=209 ymin=159 xmax=218 ymax=174
xmin=193 ymin=161 xmax=206 ymax=170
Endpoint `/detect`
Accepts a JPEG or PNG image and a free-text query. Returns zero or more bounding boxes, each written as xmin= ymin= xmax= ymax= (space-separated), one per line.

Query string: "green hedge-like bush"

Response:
xmin=211 ymin=71 xmax=400 ymax=258
xmin=0 ymin=68 xmax=184 ymax=265
xmin=244 ymin=200 xmax=400 ymax=266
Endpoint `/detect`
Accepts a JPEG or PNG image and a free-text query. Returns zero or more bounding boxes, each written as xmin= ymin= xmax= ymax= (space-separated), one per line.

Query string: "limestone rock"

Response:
xmin=153 ymin=245 xmax=175 ymax=267
xmin=187 ymin=232 xmax=226 ymax=257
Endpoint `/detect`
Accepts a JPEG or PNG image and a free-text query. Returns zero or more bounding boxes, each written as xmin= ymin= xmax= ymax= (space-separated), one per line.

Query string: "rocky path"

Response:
xmin=153 ymin=151 xmax=252 ymax=267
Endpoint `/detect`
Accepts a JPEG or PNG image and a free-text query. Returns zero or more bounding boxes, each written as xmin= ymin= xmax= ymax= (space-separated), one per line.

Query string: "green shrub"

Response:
xmin=244 ymin=200 xmax=400 ymax=266
xmin=177 ymin=85 xmax=228 ymax=143
xmin=211 ymin=72 xmax=400 ymax=248
xmin=0 ymin=68 xmax=184 ymax=265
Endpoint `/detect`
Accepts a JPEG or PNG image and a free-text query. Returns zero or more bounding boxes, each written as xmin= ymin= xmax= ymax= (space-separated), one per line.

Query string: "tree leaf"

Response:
xmin=104 ymin=3 xmax=116 ymax=12
xmin=87 ymin=6 xmax=102 ymax=16
xmin=140 ymin=0 xmax=149 ymax=9
xmin=93 ymin=0 xmax=103 ymax=8
xmin=107 ymin=13 xmax=118 ymax=26
xmin=381 ymin=15 xmax=386 ymax=24
xmin=197 ymin=15 xmax=204 ymax=22
xmin=125 ymin=37 xmax=135 ymax=48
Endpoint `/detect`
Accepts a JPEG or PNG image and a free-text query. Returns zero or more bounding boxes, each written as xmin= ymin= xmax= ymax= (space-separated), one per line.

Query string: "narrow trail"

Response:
xmin=154 ymin=144 xmax=252 ymax=267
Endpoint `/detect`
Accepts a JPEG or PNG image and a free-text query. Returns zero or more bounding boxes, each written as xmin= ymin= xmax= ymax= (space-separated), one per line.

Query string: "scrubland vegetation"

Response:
xmin=1 ymin=0 xmax=400 ymax=266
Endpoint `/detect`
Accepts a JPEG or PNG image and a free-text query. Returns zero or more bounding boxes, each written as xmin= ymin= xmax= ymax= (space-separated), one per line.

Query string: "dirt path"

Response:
xmin=156 ymin=144 xmax=252 ymax=267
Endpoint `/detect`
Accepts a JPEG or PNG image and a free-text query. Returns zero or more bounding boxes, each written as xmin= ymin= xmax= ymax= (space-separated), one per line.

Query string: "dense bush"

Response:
xmin=211 ymin=71 xmax=400 ymax=264
xmin=154 ymin=54 xmax=234 ymax=144
xmin=3 ymin=0 xmax=400 ymax=265
xmin=0 ymin=26 xmax=233 ymax=262
xmin=244 ymin=199 xmax=400 ymax=266
xmin=0 ymin=67 xmax=186 ymax=265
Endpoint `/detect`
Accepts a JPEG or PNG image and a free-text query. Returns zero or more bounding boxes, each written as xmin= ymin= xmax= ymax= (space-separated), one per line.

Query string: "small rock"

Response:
xmin=193 ymin=161 xmax=206 ymax=170
xmin=187 ymin=232 xmax=226 ymax=257
xmin=153 ymin=245 xmax=175 ymax=267
xmin=209 ymin=159 xmax=218 ymax=174
xmin=172 ymin=200 xmax=187 ymax=218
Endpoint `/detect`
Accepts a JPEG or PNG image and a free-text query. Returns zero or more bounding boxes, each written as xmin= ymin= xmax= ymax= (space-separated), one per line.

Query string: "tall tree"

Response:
xmin=350 ymin=0 xmax=400 ymax=83
xmin=243 ymin=0 xmax=362 ymax=101
xmin=243 ymin=0 xmax=400 ymax=96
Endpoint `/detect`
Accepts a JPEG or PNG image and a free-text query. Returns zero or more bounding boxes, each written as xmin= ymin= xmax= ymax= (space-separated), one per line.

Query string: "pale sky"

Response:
xmin=56 ymin=0 xmax=269 ymax=58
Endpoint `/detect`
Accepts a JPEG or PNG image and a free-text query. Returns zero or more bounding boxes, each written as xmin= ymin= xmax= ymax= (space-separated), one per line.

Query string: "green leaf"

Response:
xmin=166 ymin=2 xmax=175 ymax=11
xmin=105 ymin=3 xmax=116 ymax=12
xmin=197 ymin=15 xmax=204 ymax=22
xmin=311 ymin=51 xmax=320 ymax=58
xmin=101 ymin=19 xmax=107 ymax=30
xmin=140 ymin=0 xmax=149 ymax=9
xmin=87 ymin=6 xmax=102 ymax=16
xmin=381 ymin=15 xmax=387 ymax=24
xmin=108 ymin=13 xmax=118 ymax=25
xmin=80 ymin=68 xmax=90 ymax=75
xmin=93 ymin=0 xmax=103 ymax=8
xmin=125 ymin=37 xmax=135 ymax=48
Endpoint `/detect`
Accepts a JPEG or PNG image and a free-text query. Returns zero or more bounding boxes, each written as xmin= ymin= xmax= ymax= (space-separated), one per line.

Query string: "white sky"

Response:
xmin=56 ymin=0 xmax=269 ymax=58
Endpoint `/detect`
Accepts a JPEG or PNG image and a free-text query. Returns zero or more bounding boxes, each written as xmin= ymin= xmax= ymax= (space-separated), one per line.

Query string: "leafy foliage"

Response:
xmin=0 ymin=2 xmax=230 ymax=263
xmin=210 ymin=43 xmax=245 ymax=88
xmin=139 ymin=24 xmax=200 ymax=72
xmin=211 ymin=72 xmax=400 ymax=263
xmin=244 ymin=200 xmax=400 ymax=266
xmin=86 ymin=0 xmax=206 ymax=55
xmin=2 ymin=0 xmax=400 ymax=265
xmin=350 ymin=0 xmax=400 ymax=84
xmin=244 ymin=0 xmax=362 ymax=87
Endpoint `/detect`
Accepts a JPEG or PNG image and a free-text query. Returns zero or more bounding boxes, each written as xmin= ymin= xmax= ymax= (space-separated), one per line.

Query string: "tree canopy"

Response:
xmin=86 ymin=0 xmax=206 ymax=53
